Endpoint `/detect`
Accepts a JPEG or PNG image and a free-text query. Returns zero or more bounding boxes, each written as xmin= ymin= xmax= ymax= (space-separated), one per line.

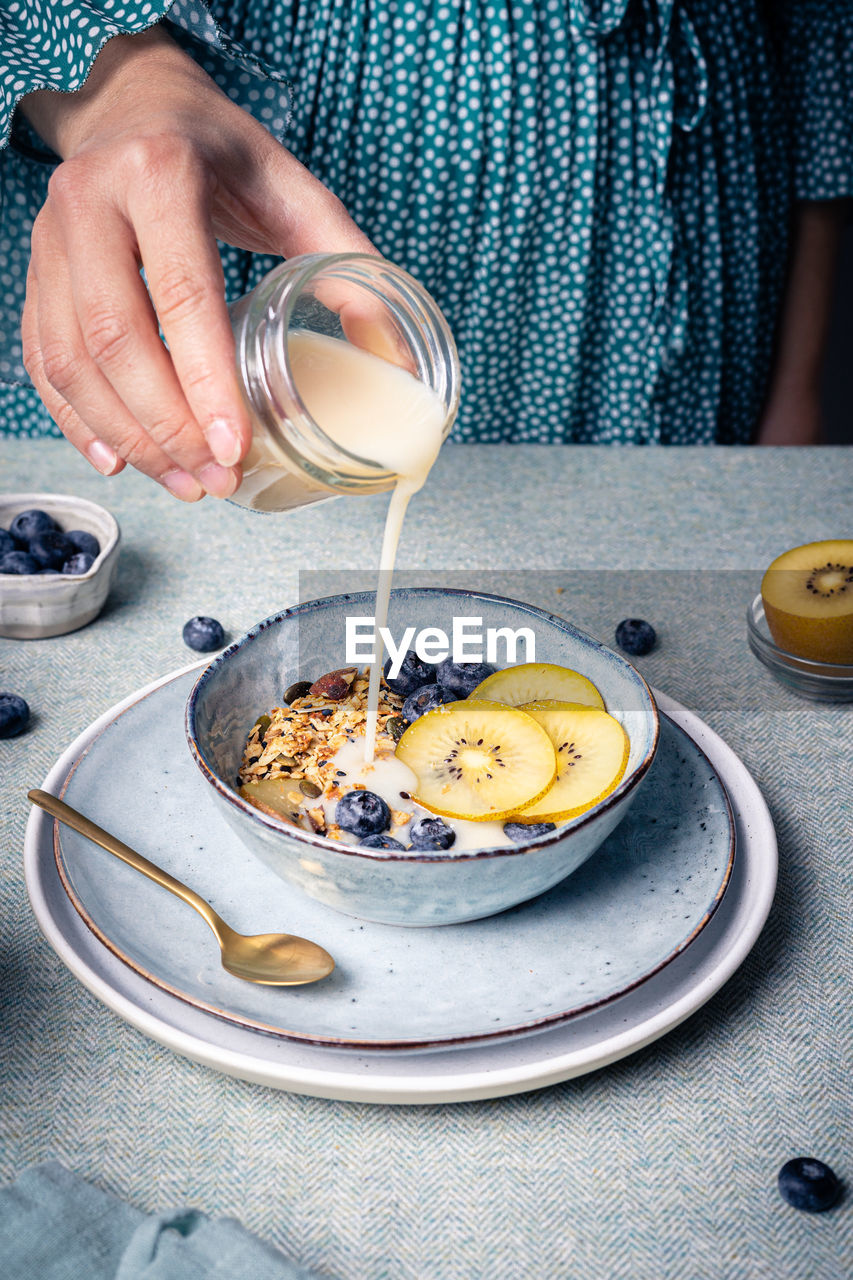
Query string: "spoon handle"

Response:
xmin=28 ymin=789 xmax=222 ymax=937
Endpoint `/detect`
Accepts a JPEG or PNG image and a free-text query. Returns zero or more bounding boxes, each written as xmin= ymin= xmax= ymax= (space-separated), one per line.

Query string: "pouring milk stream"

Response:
xmin=227 ymin=255 xmax=458 ymax=763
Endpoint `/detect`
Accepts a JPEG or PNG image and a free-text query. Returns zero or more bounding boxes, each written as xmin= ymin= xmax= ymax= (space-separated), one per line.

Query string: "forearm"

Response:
xmin=756 ymin=199 xmax=850 ymax=445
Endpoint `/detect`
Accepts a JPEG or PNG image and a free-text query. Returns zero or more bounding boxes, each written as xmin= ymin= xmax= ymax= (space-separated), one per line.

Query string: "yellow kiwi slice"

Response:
xmin=394 ymin=699 xmax=557 ymax=821
xmin=512 ymin=701 xmax=629 ymax=823
xmin=469 ymin=662 xmax=605 ymax=709
xmin=761 ymin=539 xmax=853 ymax=664
xmin=239 ymin=777 xmax=301 ymax=823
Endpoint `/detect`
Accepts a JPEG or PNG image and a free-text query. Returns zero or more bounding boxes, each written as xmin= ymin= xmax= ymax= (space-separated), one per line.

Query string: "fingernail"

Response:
xmin=162 ymin=469 xmax=204 ymax=501
xmin=204 ymin=418 xmax=242 ymax=467
xmin=87 ymin=439 xmax=119 ymax=475
xmin=198 ymin=462 xmax=238 ymax=499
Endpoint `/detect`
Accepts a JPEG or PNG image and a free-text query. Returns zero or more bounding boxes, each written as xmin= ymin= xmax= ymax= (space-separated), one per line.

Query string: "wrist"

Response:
xmin=19 ymin=24 xmax=189 ymax=159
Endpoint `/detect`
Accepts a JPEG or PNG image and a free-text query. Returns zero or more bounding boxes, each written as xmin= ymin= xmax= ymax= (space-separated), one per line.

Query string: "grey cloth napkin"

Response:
xmin=0 ymin=1163 xmax=319 ymax=1279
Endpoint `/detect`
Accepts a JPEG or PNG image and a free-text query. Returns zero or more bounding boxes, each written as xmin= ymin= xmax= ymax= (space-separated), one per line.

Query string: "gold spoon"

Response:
xmin=28 ymin=789 xmax=335 ymax=986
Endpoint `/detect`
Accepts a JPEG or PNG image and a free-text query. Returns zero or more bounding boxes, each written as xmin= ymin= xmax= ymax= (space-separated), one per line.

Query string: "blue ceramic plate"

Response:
xmin=52 ymin=669 xmax=734 ymax=1050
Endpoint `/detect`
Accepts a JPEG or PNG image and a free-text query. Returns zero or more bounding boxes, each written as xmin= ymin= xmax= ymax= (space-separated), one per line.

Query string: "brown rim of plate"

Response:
xmin=51 ymin=670 xmax=735 ymax=1052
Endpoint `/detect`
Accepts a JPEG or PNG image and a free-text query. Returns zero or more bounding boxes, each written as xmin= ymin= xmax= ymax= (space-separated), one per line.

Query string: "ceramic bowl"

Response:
xmin=747 ymin=593 xmax=853 ymax=702
xmin=186 ymin=589 xmax=660 ymax=925
xmin=0 ymin=492 xmax=121 ymax=639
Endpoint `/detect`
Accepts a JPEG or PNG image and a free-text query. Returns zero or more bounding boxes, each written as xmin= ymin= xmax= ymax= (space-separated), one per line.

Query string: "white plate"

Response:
xmin=25 ymin=666 xmax=776 ymax=1103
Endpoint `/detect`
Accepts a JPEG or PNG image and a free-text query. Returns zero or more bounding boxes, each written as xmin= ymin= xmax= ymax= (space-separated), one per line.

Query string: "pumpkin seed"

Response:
xmin=387 ymin=716 xmax=407 ymax=742
xmin=252 ymin=713 xmax=271 ymax=737
xmin=284 ymin=680 xmax=312 ymax=704
xmin=299 ymin=779 xmax=322 ymax=799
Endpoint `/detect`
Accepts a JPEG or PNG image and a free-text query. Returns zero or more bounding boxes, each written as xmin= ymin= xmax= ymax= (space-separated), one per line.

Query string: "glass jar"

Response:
xmin=228 ymin=254 xmax=460 ymax=512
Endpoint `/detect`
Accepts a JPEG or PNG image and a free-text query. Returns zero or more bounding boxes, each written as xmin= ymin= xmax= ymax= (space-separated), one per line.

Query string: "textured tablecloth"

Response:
xmin=1 ymin=442 xmax=851 ymax=1279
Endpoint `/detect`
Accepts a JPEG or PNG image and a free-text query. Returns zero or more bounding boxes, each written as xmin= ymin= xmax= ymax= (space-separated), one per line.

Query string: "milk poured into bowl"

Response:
xmin=284 ymin=331 xmax=446 ymax=760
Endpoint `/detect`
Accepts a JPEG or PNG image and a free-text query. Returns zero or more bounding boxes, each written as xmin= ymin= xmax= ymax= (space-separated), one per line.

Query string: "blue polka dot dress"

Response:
xmin=0 ymin=0 xmax=851 ymax=443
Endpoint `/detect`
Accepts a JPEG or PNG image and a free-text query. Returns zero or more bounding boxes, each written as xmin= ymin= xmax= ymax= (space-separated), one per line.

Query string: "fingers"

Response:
xmin=26 ymin=208 xmax=205 ymax=499
xmin=126 ymin=146 xmax=252 ymax=469
xmin=22 ymin=272 xmax=127 ymax=479
xmin=235 ymin=147 xmax=414 ymax=370
xmin=30 ymin=159 xmax=249 ymax=499
xmin=61 ymin=203 xmax=238 ymax=497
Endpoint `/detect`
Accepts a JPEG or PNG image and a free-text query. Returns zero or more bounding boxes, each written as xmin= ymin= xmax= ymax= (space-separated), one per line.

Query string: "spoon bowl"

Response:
xmin=28 ymin=789 xmax=334 ymax=986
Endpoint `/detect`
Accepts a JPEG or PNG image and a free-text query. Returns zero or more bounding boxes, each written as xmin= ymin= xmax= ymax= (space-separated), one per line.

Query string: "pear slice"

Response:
xmin=761 ymin=539 xmax=853 ymax=663
xmin=239 ymin=777 xmax=301 ymax=823
xmin=394 ymin=699 xmax=557 ymax=821
xmin=512 ymin=701 xmax=629 ymax=823
xmin=469 ymin=662 xmax=604 ymax=710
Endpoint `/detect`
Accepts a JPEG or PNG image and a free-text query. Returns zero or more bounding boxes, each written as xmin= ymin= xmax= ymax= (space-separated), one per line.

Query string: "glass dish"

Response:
xmin=747 ymin=594 xmax=853 ymax=701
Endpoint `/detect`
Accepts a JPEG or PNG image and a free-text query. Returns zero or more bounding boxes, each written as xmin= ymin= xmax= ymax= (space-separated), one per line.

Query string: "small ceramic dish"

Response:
xmin=186 ymin=589 xmax=660 ymax=926
xmin=0 ymin=492 xmax=120 ymax=639
xmin=747 ymin=593 xmax=853 ymax=702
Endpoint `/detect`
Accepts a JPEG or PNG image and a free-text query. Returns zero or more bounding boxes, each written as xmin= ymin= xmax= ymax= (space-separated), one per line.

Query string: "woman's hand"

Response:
xmin=20 ymin=25 xmax=376 ymax=499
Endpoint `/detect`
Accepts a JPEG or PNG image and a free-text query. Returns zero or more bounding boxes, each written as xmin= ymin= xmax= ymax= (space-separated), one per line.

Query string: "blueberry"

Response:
xmin=503 ymin=821 xmax=557 ymax=843
xmin=409 ymin=816 xmax=456 ymax=850
xmin=0 ymin=551 xmax=39 ymax=575
xmin=0 ymin=693 xmax=30 ymax=738
xmin=28 ymin=531 xmax=76 ymax=570
xmin=383 ymin=650 xmax=437 ymax=697
xmin=9 ymin=508 xmax=58 ymax=546
xmin=359 ymin=833 xmax=407 ymax=851
xmin=778 ymin=1158 xmax=842 ymax=1213
xmin=402 ymin=683 xmax=456 ymax=722
xmin=62 ymin=552 xmax=96 ymax=576
xmin=65 ymin=529 xmax=101 ymax=559
xmin=335 ymin=790 xmax=391 ymax=837
xmin=0 ymin=529 xmax=15 ymax=557
xmin=435 ymin=658 xmax=497 ymax=697
xmin=182 ymin=616 xmax=225 ymax=652
xmin=615 ymin=618 xmax=656 ymax=656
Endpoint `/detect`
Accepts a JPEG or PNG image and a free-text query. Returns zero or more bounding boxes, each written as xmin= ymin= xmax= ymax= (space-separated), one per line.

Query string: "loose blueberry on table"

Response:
xmin=777 ymin=1158 xmax=842 ymax=1213
xmin=0 ymin=693 xmax=30 ymax=739
xmin=615 ymin=618 xmax=656 ymax=656
xmin=401 ymin=683 xmax=456 ymax=723
xmin=182 ymin=616 xmax=226 ymax=652
xmin=335 ymin=790 xmax=391 ymax=837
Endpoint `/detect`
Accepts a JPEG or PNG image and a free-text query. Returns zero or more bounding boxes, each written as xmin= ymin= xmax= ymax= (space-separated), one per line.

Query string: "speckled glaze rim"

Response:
xmin=0 ymin=491 xmax=120 ymax=582
xmin=185 ymin=588 xmax=661 ymax=863
xmin=52 ymin=668 xmax=733 ymax=1051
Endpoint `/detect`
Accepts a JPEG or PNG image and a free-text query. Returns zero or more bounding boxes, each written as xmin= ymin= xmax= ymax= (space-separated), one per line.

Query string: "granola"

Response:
xmin=238 ymin=669 xmax=405 ymax=836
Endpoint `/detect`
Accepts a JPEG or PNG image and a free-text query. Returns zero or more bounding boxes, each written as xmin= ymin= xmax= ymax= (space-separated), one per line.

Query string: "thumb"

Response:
xmin=249 ymin=148 xmax=414 ymax=370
